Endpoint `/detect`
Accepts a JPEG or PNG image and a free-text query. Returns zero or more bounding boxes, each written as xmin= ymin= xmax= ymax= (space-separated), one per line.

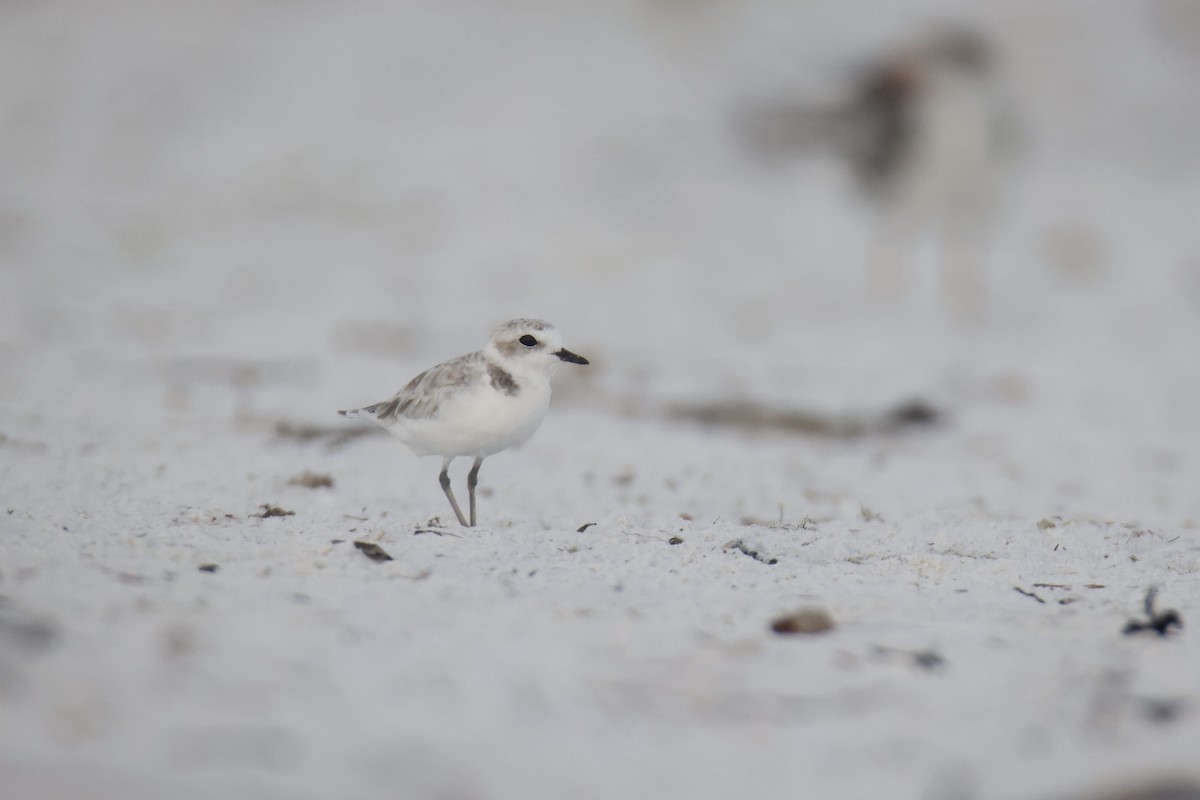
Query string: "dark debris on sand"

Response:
xmin=254 ymin=504 xmax=295 ymax=519
xmin=770 ymin=608 xmax=836 ymax=635
xmin=288 ymin=470 xmax=334 ymax=489
xmin=1124 ymin=587 xmax=1183 ymax=637
xmin=666 ymin=397 xmax=942 ymax=439
xmin=353 ymin=541 xmax=394 ymax=562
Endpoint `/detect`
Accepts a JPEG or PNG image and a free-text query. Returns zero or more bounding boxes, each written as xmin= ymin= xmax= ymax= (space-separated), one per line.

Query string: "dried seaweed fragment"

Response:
xmin=1123 ymin=588 xmax=1182 ymax=636
xmin=771 ymin=608 xmax=836 ymax=635
xmin=353 ymin=541 xmax=394 ymax=562
xmin=288 ymin=471 xmax=333 ymax=489
xmin=254 ymin=504 xmax=295 ymax=518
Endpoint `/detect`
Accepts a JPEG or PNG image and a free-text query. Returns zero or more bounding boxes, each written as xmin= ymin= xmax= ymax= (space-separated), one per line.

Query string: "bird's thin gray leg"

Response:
xmin=467 ymin=457 xmax=484 ymax=527
xmin=439 ymin=457 xmax=468 ymax=527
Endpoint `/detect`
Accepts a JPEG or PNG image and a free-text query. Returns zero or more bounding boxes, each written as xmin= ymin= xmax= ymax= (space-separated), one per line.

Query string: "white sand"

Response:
xmin=2 ymin=2 xmax=1199 ymax=798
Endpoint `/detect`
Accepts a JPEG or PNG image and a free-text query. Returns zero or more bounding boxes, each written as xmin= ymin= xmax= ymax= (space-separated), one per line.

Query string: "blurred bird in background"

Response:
xmin=739 ymin=25 xmax=1016 ymax=319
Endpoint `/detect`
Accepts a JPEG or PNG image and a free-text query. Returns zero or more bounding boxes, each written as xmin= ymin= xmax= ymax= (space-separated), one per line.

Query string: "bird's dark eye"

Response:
xmin=519 ymin=334 xmax=538 ymax=347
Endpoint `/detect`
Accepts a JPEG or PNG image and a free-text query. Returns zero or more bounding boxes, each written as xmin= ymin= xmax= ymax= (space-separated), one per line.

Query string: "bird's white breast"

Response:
xmin=382 ymin=370 xmax=552 ymax=458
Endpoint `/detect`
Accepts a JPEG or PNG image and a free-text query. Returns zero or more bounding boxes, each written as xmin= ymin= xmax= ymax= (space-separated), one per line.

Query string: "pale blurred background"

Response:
xmin=4 ymin=4 xmax=1200 ymax=797
xmin=2 ymin=0 xmax=1199 ymax=434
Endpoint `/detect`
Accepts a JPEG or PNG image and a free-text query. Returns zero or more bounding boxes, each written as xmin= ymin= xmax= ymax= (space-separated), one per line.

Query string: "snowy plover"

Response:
xmin=848 ymin=28 xmax=1008 ymax=315
xmin=339 ymin=319 xmax=589 ymax=527
xmin=740 ymin=26 xmax=1012 ymax=317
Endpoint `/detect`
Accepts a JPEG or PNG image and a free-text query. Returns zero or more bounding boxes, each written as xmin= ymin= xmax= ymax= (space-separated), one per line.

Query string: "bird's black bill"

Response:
xmin=555 ymin=348 xmax=589 ymax=365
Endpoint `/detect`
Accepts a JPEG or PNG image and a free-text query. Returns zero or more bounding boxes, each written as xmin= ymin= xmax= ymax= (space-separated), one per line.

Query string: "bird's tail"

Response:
xmin=338 ymin=405 xmax=379 ymax=421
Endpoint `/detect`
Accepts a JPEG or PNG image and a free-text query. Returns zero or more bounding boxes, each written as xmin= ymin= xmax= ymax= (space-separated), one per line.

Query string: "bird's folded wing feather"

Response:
xmin=365 ymin=351 xmax=484 ymax=422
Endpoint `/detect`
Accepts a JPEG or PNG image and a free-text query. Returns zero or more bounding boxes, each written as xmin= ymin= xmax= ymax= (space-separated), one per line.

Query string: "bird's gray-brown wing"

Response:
xmin=349 ymin=351 xmax=485 ymax=422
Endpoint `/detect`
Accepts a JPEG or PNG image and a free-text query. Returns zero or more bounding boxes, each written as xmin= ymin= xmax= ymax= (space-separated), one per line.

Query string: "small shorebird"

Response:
xmin=339 ymin=319 xmax=589 ymax=527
